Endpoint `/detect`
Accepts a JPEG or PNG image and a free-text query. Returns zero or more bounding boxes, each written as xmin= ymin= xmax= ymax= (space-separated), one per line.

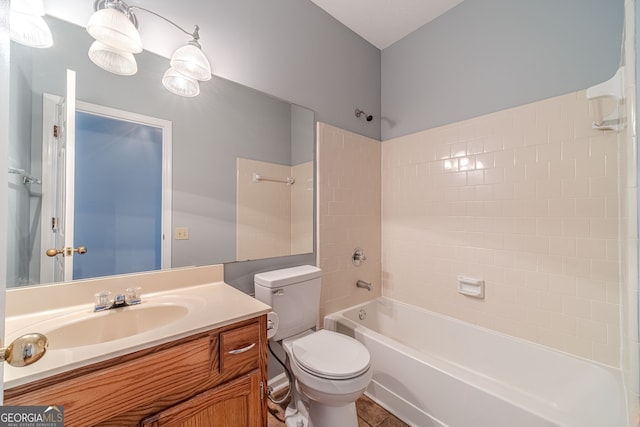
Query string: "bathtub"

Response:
xmin=324 ymin=297 xmax=628 ymax=427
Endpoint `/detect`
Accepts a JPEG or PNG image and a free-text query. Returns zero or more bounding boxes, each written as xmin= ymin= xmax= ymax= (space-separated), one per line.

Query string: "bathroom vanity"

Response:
xmin=3 ymin=266 xmax=271 ymax=427
xmin=5 ymin=316 xmax=267 ymax=426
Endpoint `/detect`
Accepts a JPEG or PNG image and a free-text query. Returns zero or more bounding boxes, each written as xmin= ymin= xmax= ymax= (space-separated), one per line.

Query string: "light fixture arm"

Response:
xmin=94 ymin=0 xmax=201 ymax=45
xmin=130 ymin=6 xmax=202 ymax=45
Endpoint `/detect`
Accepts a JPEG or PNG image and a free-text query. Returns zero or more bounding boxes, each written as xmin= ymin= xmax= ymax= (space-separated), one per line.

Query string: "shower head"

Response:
xmin=355 ymin=108 xmax=373 ymax=122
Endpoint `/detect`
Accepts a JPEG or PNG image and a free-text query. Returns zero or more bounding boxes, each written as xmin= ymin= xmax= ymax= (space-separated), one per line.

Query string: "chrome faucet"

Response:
xmin=94 ymin=287 xmax=142 ymax=312
xmin=356 ymin=280 xmax=372 ymax=291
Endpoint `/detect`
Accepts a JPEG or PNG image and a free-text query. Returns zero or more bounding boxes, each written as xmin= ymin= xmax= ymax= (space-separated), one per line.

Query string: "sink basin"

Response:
xmin=44 ymin=304 xmax=189 ymax=349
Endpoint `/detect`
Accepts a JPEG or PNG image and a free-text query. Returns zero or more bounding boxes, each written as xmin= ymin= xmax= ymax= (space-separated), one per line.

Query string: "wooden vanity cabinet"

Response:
xmin=4 ymin=315 xmax=268 ymax=427
xmin=141 ymin=371 xmax=261 ymax=427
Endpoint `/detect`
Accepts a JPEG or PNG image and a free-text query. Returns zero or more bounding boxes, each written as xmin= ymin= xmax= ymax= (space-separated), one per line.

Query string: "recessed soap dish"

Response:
xmin=458 ymin=276 xmax=485 ymax=299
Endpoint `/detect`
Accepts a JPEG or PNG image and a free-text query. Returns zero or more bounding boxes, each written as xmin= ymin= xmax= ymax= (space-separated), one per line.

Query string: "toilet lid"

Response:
xmin=292 ymin=330 xmax=370 ymax=380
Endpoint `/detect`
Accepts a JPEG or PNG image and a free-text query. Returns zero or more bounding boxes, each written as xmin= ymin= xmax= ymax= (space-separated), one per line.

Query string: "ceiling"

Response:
xmin=309 ymin=0 xmax=464 ymax=50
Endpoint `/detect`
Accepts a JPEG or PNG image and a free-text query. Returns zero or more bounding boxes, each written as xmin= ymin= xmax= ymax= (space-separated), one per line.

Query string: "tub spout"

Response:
xmin=356 ymin=280 xmax=372 ymax=291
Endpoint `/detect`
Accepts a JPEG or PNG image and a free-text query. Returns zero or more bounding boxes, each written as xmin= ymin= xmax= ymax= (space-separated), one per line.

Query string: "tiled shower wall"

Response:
xmin=317 ymin=123 xmax=381 ymax=321
xmin=382 ymin=90 xmax=622 ymax=366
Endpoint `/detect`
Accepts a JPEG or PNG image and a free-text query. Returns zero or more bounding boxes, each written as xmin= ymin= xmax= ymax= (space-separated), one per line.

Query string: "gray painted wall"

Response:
xmin=204 ymin=0 xmax=381 ymax=141
xmin=381 ymin=0 xmax=625 ymax=140
xmin=291 ymin=104 xmax=315 ymax=165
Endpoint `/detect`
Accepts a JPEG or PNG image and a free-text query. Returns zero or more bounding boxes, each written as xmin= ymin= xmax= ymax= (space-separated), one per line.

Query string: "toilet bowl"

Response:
xmin=285 ymin=329 xmax=372 ymax=402
xmin=282 ymin=330 xmax=372 ymax=427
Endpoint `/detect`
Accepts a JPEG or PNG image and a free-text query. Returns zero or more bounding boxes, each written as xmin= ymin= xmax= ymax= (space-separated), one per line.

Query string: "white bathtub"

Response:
xmin=324 ymin=297 xmax=628 ymax=427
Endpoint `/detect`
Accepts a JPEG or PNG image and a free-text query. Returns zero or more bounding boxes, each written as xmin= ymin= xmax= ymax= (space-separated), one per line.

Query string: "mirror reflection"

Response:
xmin=7 ymin=16 xmax=315 ymax=288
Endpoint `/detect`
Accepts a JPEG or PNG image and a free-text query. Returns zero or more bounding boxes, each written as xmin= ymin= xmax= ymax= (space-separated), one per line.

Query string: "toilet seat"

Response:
xmin=291 ymin=329 xmax=370 ymax=380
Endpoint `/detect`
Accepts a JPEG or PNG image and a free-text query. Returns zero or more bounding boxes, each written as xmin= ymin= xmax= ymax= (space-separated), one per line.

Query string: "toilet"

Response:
xmin=255 ymin=265 xmax=372 ymax=427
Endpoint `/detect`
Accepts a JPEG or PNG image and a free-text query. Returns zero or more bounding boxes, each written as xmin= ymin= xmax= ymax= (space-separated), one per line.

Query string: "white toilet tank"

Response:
xmin=254 ymin=265 xmax=321 ymax=341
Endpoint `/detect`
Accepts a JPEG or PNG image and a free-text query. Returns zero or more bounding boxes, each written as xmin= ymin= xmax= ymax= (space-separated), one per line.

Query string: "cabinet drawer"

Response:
xmin=220 ymin=322 xmax=260 ymax=375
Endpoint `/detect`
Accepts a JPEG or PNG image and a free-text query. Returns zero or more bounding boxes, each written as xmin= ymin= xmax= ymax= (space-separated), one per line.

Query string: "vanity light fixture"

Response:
xmin=162 ymin=67 xmax=200 ymax=97
xmin=86 ymin=2 xmax=142 ymax=53
xmin=88 ymin=40 xmax=138 ymax=75
xmin=86 ymin=0 xmax=212 ymax=97
xmin=169 ymin=28 xmax=212 ymax=81
xmin=9 ymin=0 xmax=54 ymax=48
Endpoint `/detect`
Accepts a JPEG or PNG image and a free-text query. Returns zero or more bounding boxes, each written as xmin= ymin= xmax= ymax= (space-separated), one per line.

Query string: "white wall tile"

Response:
xmin=382 ymin=91 xmax=625 ymax=365
xmin=317 ymin=123 xmax=381 ymax=322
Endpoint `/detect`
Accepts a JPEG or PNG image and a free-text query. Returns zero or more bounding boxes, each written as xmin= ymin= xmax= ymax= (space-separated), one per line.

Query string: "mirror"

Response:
xmin=6 ymin=16 xmax=315 ymax=288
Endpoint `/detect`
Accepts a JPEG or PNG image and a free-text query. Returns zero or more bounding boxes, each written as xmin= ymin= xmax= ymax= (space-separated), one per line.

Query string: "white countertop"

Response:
xmin=4 ymin=281 xmax=271 ymax=389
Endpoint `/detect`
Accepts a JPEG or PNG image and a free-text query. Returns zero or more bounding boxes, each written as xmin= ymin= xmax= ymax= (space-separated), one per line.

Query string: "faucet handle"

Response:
xmin=94 ymin=291 xmax=113 ymax=311
xmin=352 ymin=247 xmax=367 ymax=266
xmin=125 ymin=287 xmax=142 ymax=305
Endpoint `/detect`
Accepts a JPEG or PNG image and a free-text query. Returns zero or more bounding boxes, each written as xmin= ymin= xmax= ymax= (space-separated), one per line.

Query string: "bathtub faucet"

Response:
xmin=356 ymin=280 xmax=372 ymax=291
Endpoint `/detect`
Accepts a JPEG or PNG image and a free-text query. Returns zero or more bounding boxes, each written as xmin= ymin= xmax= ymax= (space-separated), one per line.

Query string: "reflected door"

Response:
xmin=41 ymin=95 xmax=172 ymax=283
xmin=73 ymin=111 xmax=164 ymax=280
xmin=40 ymin=70 xmax=76 ymax=283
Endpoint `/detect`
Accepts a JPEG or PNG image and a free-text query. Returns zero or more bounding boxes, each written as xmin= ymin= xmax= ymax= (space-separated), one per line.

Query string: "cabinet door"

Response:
xmin=141 ymin=371 xmax=262 ymax=427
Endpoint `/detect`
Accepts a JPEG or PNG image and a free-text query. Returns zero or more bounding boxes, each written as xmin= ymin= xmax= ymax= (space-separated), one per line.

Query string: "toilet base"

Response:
xmin=284 ymin=407 xmax=307 ymax=427
xmin=308 ymin=400 xmax=358 ymax=427
xmin=284 ymin=397 xmax=309 ymax=427
xmin=283 ymin=398 xmax=358 ymax=427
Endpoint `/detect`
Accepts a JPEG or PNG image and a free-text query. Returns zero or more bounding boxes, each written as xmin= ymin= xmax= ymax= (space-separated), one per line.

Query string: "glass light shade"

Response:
xmin=88 ymin=40 xmax=138 ymax=76
xmin=170 ymin=43 xmax=211 ymax=81
xmin=10 ymin=12 xmax=53 ymax=48
xmin=10 ymin=0 xmax=46 ymax=16
xmin=87 ymin=8 xmax=142 ymax=53
xmin=162 ymin=68 xmax=200 ymax=97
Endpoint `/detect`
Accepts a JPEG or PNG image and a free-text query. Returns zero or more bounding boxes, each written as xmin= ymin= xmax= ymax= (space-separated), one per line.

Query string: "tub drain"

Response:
xmin=358 ymin=309 xmax=367 ymax=320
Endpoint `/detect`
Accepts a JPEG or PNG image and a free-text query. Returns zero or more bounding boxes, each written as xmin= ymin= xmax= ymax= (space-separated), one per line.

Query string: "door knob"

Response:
xmin=46 ymin=246 xmax=88 ymax=257
xmin=1 ymin=333 xmax=48 ymax=367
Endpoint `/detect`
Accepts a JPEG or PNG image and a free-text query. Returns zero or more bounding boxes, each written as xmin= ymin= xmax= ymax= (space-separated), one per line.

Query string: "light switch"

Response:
xmin=175 ymin=226 xmax=189 ymax=240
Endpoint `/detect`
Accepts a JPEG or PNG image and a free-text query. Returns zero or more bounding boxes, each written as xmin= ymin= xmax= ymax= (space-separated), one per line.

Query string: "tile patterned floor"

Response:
xmin=267 ymin=394 xmax=409 ymax=427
